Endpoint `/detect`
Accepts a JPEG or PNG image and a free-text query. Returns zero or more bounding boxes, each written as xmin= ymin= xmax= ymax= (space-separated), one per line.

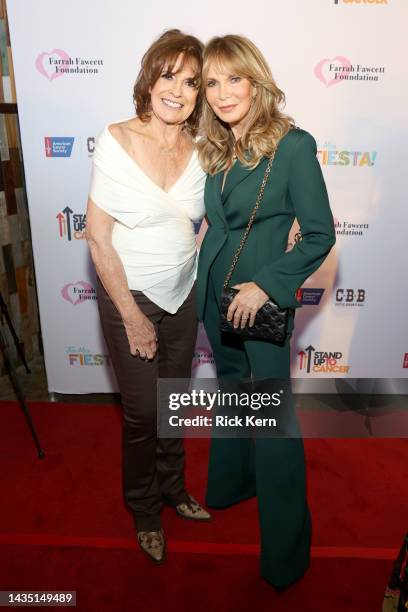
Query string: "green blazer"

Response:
xmin=196 ymin=128 xmax=336 ymax=322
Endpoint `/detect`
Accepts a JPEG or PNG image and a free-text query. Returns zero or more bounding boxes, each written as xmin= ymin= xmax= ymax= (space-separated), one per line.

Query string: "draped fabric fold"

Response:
xmin=89 ymin=122 xmax=206 ymax=313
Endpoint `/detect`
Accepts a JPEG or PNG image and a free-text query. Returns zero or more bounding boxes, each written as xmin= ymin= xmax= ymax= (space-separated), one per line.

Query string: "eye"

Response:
xmin=161 ymin=72 xmax=174 ymax=80
xmin=206 ymin=79 xmax=216 ymax=88
xmin=186 ymin=78 xmax=198 ymax=88
xmin=230 ymin=76 xmax=241 ymax=83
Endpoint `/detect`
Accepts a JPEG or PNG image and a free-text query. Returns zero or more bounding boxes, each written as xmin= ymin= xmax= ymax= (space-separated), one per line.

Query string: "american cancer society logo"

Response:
xmin=45 ymin=137 xmax=74 ymax=158
xmin=296 ymin=288 xmax=325 ymax=306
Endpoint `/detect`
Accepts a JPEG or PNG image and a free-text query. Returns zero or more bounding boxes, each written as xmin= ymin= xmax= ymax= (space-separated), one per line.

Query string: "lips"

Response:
xmin=161 ymin=98 xmax=184 ymax=109
xmin=218 ymin=104 xmax=237 ymax=112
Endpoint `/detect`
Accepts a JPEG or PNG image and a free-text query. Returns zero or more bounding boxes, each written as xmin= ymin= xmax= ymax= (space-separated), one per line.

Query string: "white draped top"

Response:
xmin=89 ymin=123 xmax=206 ymax=313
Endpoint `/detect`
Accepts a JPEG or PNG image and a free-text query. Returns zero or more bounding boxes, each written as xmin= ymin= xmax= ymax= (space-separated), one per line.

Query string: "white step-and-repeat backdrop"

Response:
xmin=6 ymin=0 xmax=408 ymax=392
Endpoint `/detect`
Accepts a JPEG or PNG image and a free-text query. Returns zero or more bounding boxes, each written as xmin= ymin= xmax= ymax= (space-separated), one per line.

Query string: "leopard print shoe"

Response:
xmin=175 ymin=495 xmax=211 ymax=521
xmin=137 ymin=528 xmax=166 ymax=564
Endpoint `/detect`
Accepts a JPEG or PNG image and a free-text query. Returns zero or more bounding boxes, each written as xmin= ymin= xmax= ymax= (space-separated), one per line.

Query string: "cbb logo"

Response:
xmin=87 ymin=137 xmax=95 ymax=155
xmin=336 ymin=289 xmax=365 ymax=303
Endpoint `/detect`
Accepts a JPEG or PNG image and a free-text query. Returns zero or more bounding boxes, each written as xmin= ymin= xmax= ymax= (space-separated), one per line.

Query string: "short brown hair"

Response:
xmin=133 ymin=29 xmax=204 ymax=136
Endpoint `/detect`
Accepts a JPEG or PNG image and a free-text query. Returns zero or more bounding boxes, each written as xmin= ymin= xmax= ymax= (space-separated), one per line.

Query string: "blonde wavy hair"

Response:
xmin=198 ymin=35 xmax=294 ymax=175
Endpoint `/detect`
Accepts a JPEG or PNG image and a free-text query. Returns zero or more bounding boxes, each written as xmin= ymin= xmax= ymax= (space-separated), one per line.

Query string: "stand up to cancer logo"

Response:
xmin=298 ymin=346 xmax=350 ymax=374
xmin=56 ymin=207 xmax=86 ymax=241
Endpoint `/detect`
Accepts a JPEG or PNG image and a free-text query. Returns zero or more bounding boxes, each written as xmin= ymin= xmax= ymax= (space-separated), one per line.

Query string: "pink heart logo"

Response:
xmin=192 ymin=346 xmax=214 ymax=370
xmin=314 ymin=56 xmax=352 ymax=87
xmin=35 ymin=49 xmax=71 ymax=81
xmin=61 ymin=281 xmax=94 ymax=305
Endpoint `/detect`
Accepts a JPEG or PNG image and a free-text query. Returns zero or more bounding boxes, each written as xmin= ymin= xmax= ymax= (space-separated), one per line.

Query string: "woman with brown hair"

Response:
xmin=197 ymin=35 xmax=336 ymax=589
xmin=86 ymin=29 xmax=210 ymax=566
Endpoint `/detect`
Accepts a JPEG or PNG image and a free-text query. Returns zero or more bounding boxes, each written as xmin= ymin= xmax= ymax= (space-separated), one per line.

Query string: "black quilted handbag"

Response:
xmin=220 ymin=154 xmax=295 ymax=345
xmin=220 ymin=287 xmax=290 ymax=344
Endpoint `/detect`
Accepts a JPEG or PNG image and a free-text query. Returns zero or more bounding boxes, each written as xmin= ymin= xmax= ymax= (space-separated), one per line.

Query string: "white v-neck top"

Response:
xmin=89 ymin=123 xmax=206 ymax=313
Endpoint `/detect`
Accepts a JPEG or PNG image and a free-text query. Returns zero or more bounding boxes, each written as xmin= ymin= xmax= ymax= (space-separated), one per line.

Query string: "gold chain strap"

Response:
xmin=223 ymin=154 xmax=275 ymax=289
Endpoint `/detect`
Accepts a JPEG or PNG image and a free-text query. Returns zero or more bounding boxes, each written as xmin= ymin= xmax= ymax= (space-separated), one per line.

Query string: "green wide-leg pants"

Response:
xmin=202 ymin=279 xmax=311 ymax=587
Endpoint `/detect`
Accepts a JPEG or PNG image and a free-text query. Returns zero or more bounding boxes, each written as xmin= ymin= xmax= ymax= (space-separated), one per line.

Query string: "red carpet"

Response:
xmin=0 ymin=400 xmax=407 ymax=610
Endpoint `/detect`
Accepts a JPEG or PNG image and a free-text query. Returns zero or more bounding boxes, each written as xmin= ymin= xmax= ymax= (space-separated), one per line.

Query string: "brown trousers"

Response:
xmin=96 ymin=278 xmax=197 ymax=531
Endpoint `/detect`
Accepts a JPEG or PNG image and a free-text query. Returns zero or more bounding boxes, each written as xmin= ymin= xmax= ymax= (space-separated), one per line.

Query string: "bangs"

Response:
xmin=151 ymin=49 xmax=201 ymax=85
xmin=163 ymin=53 xmax=200 ymax=76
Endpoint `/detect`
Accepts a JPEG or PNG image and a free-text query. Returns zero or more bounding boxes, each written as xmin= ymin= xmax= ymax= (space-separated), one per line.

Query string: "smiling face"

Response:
xmin=205 ymin=62 xmax=256 ymax=137
xmin=149 ymin=53 xmax=200 ymax=126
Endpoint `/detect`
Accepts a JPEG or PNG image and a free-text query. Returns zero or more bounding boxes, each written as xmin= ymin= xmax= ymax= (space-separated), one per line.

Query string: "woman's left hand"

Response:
xmin=228 ymin=282 xmax=270 ymax=329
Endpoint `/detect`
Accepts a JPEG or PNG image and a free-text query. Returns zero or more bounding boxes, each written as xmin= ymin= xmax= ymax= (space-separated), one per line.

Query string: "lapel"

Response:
xmin=207 ymin=157 xmax=268 ymax=225
xmin=207 ymin=171 xmax=227 ymax=226
xmin=221 ymin=157 xmax=266 ymax=203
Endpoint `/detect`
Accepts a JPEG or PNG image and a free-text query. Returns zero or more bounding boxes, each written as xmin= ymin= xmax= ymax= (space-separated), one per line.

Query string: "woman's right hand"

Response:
xmin=123 ymin=312 xmax=158 ymax=360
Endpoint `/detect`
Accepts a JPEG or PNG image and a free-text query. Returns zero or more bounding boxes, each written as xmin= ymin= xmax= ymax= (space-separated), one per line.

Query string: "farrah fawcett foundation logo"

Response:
xmin=36 ymin=49 xmax=104 ymax=80
xmin=192 ymin=346 xmax=214 ymax=370
xmin=334 ymin=217 xmax=369 ymax=237
xmin=314 ymin=56 xmax=385 ymax=86
xmin=61 ymin=282 xmax=96 ymax=305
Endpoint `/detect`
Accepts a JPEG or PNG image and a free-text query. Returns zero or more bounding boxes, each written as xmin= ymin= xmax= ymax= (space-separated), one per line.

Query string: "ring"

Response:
xmin=241 ymin=315 xmax=248 ymax=320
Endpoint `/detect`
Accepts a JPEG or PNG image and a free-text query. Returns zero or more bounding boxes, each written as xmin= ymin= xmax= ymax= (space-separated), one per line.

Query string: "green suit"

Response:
xmin=196 ymin=129 xmax=336 ymax=587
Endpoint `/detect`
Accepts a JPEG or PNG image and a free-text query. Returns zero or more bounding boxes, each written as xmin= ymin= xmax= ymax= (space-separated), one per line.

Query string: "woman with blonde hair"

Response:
xmin=197 ymin=35 xmax=335 ymax=589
